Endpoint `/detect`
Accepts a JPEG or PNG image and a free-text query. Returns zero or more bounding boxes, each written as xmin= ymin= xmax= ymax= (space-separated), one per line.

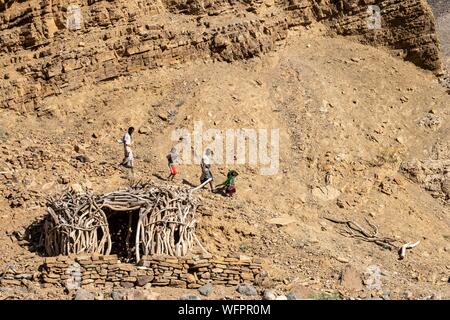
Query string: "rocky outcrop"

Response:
xmin=0 ymin=0 xmax=442 ymax=111
xmin=402 ymin=159 xmax=450 ymax=202
xmin=329 ymin=0 xmax=440 ymax=72
xmin=401 ymin=139 xmax=450 ymax=203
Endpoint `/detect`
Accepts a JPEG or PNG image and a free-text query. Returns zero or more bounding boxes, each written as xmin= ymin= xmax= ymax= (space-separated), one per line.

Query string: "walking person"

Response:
xmin=167 ymin=147 xmax=178 ymax=181
xmin=199 ymin=148 xmax=214 ymax=192
xmin=118 ymin=127 xmax=135 ymax=171
xmin=216 ymin=170 xmax=238 ymax=197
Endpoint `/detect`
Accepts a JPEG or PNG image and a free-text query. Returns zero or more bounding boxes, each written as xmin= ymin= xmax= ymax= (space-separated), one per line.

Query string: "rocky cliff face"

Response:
xmin=0 ymin=0 xmax=442 ymax=111
xmin=428 ymin=0 xmax=450 ymax=81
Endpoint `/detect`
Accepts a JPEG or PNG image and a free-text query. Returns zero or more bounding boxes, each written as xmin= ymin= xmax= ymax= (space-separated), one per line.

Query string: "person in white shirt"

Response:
xmin=199 ymin=148 xmax=214 ymax=192
xmin=119 ymin=127 xmax=134 ymax=169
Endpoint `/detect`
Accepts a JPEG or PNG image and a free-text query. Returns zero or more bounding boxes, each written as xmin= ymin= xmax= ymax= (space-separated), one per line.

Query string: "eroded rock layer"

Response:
xmin=0 ymin=0 xmax=441 ymax=111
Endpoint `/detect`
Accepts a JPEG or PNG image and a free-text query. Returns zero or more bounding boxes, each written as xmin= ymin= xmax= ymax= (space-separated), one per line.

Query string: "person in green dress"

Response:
xmin=216 ymin=170 xmax=238 ymax=197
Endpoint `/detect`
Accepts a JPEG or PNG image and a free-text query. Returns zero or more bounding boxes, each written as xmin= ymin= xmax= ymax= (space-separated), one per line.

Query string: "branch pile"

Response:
xmin=44 ymin=191 xmax=110 ymax=256
xmin=323 ymin=217 xmax=420 ymax=260
xmin=43 ymin=182 xmax=204 ymax=260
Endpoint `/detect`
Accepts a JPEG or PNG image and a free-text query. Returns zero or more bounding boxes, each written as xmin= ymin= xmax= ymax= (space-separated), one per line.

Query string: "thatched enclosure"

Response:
xmin=43 ymin=182 xmax=205 ymax=261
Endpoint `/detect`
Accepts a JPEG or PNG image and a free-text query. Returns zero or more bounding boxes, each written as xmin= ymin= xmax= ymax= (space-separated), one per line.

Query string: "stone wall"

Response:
xmin=40 ymin=253 xmax=264 ymax=289
xmin=0 ymin=271 xmax=38 ymax=287
xmin=0 ymin=0 xmax=442 ymax=111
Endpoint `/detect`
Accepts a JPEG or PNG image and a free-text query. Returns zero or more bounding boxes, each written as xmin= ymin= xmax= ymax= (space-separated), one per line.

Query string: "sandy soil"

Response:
xmin=0 ymin=25 xmax=449 ymax=300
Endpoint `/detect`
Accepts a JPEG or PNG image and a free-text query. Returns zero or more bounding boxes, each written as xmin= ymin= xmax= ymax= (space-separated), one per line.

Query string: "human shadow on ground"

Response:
xmin=152 ymin=173 xmax=167 ymax=181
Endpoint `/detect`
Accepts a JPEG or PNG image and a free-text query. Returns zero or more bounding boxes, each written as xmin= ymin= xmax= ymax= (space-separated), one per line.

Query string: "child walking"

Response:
xmin=167 ymin=147 xmax=178 ymax=181
xmin=217 ymin=170 xmax=238 ymax=197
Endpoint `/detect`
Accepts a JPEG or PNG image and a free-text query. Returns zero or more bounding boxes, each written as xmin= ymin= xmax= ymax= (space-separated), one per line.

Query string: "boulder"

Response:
xmin=111 ymin=290 xmax=125 ymax=300
xmin=237 ymin=284 xmax=257 ymax=296
xmin=286 ymin=293 xmax=297 ymax=300
xmin=262 ymin=290 xmax=276 ymax=300
xmin=136 ymin=275 xmax=153 ymax=287
xmin=340 ymin=265 xmax=363 ymax=291
xmin=74 ymin=289 xmax=95 ymax=300
xmin=198 ymin=283 xmax=214 ymax=296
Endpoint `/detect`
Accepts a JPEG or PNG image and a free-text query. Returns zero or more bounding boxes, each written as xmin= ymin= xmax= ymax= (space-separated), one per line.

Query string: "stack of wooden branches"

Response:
xmin=43 ymin=190 xmax=111 ymax=256
xmin=128 ymin=182 xmax=203 ymax=261
xmin=43 ymin=182 xmax=205 ymax=260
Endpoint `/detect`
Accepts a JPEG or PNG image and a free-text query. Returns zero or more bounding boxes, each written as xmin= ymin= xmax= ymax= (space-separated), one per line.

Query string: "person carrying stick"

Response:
xmin=199 ymin=148 xmax=214 ymax=192
xmin=118 ymin=127 xmax=135 ymax=173
xmin=216 ymin=170 xmax=238 ymax=197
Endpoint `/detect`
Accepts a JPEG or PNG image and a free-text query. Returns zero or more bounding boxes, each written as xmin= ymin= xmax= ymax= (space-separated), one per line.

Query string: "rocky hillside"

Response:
xmin=0 ymin=1 xmax=449 ymax=300
xmin=0 ymin=0 xmax=442 ymax=112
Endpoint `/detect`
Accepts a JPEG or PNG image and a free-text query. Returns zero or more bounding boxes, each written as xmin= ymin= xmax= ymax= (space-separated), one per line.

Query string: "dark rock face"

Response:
xmin=329 ymin=0 xmax=441 ymax=72
xmin=428 ymin=0 xmax=450 ymax=18
xmin=0 ymin=0 xmax=442 ymax=111
xmin=428 ymin=0 xmax=450 ymax=72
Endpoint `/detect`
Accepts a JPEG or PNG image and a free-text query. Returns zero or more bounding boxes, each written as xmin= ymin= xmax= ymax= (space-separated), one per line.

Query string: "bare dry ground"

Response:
xmin=0 ymin=21 xmax=449 ymax=300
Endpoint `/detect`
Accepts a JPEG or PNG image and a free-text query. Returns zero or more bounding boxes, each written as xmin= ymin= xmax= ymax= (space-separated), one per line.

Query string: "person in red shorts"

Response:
xmin=167 ymin=147 xmax=178 ymax=181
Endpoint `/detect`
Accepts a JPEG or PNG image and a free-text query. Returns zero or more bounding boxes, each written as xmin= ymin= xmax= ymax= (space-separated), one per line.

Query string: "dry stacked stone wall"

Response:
xmin=40 ymin=253 xmax=264 ymax=289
